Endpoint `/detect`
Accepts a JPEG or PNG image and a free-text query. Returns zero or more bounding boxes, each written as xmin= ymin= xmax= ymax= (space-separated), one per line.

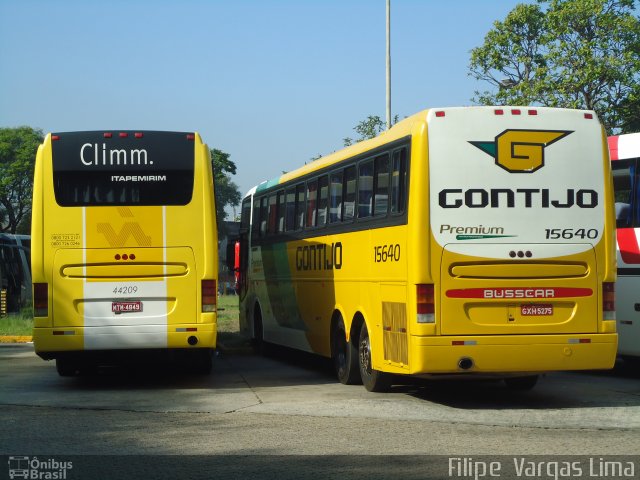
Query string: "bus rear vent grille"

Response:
xmin=382 ymin=302 xmax=408 ymax=365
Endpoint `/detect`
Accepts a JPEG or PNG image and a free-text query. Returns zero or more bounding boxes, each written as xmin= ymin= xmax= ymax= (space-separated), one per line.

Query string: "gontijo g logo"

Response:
xmin=470 ymin=129 xmax=572 ymax=173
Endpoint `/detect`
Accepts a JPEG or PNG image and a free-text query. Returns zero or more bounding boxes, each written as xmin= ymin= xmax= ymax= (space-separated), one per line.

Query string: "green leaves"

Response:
xmin=210 ymin=148 xmax=241 ymax=222
xmin=0 ymin=127 xmax=43 ymax=233
xmin=469 ymin=0 xmax=640 ymax=133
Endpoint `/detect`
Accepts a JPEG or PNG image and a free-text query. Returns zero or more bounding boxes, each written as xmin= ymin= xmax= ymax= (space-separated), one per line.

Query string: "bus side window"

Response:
xmin=252 ymin=197 xmax=261 ymax=240
xmin=260 ymin=197 xmax=269 ymax=237
xmin=343 ymin=166 xmax=356 ymax=222
xmin=295 ymin=183 xmax=305 ymax=230
xmin=374 ymin=153 xmax=390 ymax=216
xmin=277 ymin=190 xmax=286 ymax=234
xmin=317 ymin=175 xmax=329 ymax=226
xmin=391 ymin=147 xmax=407 ymax=214
xmin=329 ymin=170 xmax=343 ymax=224
xmin=285 ymin=187 xmax=296 ymax=232
xmin=241 ymin=197 xmax=252 ymax=231
xmin=268 ymin=194 xmax=278 ymax=235
xmin=306 ymin=179 xmax=318 ymax=228
xmin=613 ymin=159 xmax=634 ymax=228
xmin=358 ymin=160 xmax=374 ymax=218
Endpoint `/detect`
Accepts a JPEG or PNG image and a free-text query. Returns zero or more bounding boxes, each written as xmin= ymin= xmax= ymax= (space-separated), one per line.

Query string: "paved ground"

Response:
xmin=1 ymin=343 xmax=639 ymax=479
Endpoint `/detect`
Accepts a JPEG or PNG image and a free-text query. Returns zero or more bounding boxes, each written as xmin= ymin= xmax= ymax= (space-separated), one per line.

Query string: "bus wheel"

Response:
xmin=331 ymin=317 xmax=360 ymax=385
xmin=56 ymin=358 xmax=78 ymax=377
xmin=504 ymin=375 xmax=538 ymax=391
xmin=252 ymin=304 xmax=267 ymax=355
xmin=358 ymin=323 xmax=391 ymax=392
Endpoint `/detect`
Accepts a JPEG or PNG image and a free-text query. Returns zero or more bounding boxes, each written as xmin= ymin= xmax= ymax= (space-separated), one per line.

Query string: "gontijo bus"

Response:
xmin=237 ymin=106 xmax=617 ymax=391
xmin=32 ymin=131 xmax=218 ymax=375
xmin=609 ymin=132 xmax=640 ymax=364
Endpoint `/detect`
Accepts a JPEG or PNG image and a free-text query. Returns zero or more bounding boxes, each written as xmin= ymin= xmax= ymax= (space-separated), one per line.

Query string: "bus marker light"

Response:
xmin=435 ymin=111 xmax=445 ymax=117
xmin=119 ymin=132 xmax=128 ymax=138
xmin=187 ymin=134 xmax=195 ymax=140
xmin=134 ymin=133 xmax=143 ymax=138
xmin=603 ymin=282 xmax=615 ymax=320
xmin=568 ymin=338 xmax=591 ymax=344
xmin=122 ymin=254 xmax=128 ymax=260
xmin=34 ymin=283 xmax=48 ymax=317
xmin=417 ymin=284 xmax=435 ymax=323
xmin=584 ymin=113 xmax=593 ymax=119
xmin=202 ymin=279 xmax=217 ymax=312
xmin=511 ymin=109 xmax=521 ymax=115
xmin=52 ymin=135 xmax=60 ymax=141
xmin=494 ymin=109 xmax=504 ymax=115
xmin=528 ymin=109 xmax=537 ymax=115
xmin=103 ymin=132 xmax=113 ymax=138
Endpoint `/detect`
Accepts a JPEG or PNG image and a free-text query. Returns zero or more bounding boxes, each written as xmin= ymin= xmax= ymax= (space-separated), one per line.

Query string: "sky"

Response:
xmin=0 ymin=0 xmax=526 ymax=216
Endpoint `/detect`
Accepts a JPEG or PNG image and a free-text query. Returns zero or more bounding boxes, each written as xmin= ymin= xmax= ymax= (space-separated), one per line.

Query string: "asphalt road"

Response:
xmin=1 ymin=343 xmax=639 ymax=479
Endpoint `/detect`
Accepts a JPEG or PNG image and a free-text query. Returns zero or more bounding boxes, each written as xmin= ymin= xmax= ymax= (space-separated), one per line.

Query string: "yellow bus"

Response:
xmin=237 ymin=106 xmax=618 ymax=391
xmin=32 ymin=130 xmax=218 ymax=376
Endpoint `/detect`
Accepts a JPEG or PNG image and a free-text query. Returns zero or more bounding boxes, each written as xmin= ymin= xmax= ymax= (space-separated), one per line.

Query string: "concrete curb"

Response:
xmin=0 ymin=336 xmax=32 ymax=343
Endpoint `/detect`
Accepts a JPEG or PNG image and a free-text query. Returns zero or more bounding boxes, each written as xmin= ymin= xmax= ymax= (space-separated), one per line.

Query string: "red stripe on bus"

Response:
xmin=617 ymin=228 xmax=640 ymax=264
xmin=446 ymin=287 xmax=593 ymax=299
xmin=608 ymin=135 xmax=619 ymax=161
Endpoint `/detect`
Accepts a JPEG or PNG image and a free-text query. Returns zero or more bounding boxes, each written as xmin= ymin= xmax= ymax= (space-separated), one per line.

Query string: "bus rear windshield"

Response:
xmin=51 ymin=131 xmax=195 ymax=206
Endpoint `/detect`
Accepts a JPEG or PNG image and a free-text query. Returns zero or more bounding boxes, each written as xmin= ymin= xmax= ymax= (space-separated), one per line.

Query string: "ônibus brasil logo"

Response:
xmin=469 ymin=129 xmax=573 ymax=173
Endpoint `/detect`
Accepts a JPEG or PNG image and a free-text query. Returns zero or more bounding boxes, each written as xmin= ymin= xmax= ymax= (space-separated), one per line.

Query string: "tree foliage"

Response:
xmin=469 ymin=0 xmax=640 ymax=133
xmin=343 ymin=115 xmax=386 ymax=146
xmin=211 ymin=148 xmax=241 ymax=222
xmin=0 ymin=127 xmax=43 ymax=233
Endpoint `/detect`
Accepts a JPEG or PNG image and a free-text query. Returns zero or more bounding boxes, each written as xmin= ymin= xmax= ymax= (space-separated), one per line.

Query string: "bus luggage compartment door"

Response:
xmin=439 ymin=244 xmax=598 ymax=336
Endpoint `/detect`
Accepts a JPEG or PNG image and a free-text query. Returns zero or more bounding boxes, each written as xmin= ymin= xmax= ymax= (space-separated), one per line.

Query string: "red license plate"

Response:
xmin=112 ymin=301 xmax=142 ymax=313
xmin=521 ymin=304 xmax=553 ymax=316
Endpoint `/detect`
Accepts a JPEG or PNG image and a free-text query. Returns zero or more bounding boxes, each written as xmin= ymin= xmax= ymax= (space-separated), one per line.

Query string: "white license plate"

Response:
xmin=521 ymin=304 xmax=553 ymax=316
xmin=112 ymin=301 xmax=142 ymax=313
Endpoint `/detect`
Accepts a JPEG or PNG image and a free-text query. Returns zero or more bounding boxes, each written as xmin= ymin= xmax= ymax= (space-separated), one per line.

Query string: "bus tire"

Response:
xmin=56 ymin=358 xmax=78 ymax=377
xmin=358 ymin=323 xmax=391 ymax=392
xmin=331 ymin=316 xmax=360 ymax=385
xmin=504 ymin=375 xmax=538 ymax=391
xmin=252 ymin=304 xmax=268 ymax=355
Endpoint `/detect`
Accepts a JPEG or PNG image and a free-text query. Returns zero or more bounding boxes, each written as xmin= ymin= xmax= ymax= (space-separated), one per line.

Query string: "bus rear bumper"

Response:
xmin=33 ymin=324 xmax=216 ymax=360
xmin=407 ymin=333 xmax=618 ymax=375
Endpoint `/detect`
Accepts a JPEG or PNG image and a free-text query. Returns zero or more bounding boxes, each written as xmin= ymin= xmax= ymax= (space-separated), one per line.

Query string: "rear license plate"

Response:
xmin=520 ymin=304 xmax=553 ymax=316
xmin=112 ymin=301 xmax=142 ymax=313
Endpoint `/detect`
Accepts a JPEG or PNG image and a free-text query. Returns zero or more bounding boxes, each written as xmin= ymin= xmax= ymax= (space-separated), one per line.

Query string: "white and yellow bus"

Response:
xmin=237 ymin=106 xmax=618 ymax=391
xmin=609 ymin=132 xmax=640 ymax=364
xmin=32 ymin=130 xmax=218 ymax=376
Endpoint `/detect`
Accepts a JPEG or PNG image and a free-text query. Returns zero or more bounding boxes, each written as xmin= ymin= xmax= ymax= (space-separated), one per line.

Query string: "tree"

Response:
xmin=211 ymin=148 xmax=241 ymax=223
xmin=0 ymin=127 xmax=43 ymax=233
xmin=469 ymin=0 xmax=640 ymax=133
xmin=343 ymin=114 xmax=399 ymax=146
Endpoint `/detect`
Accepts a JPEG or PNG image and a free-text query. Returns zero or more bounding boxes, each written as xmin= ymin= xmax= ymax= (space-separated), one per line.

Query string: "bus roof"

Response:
xmin=252 ymin=106 xmax=598 ymax=195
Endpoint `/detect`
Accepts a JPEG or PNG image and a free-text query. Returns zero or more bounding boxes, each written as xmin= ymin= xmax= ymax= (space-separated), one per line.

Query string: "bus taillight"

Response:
xmin=603 ymin=282 xmax=615 ymax=320
xmin=33 ymin=283 xmax=48 ymax=317
xmin=417 ymin=284 xmax=435 ymax=323
xmin=202 ymin=280 xmax=217 ymax=313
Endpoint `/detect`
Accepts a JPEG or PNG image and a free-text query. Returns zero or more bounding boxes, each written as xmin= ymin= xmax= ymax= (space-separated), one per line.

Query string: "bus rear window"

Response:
xmin=51 ymin=131 xmax=195 ymax=206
